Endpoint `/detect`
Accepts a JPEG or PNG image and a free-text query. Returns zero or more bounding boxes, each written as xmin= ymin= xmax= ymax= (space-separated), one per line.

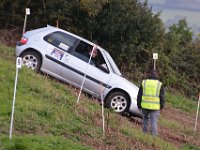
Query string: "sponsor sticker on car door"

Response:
xmin=51 ymin=48 xmax=64 ymax=60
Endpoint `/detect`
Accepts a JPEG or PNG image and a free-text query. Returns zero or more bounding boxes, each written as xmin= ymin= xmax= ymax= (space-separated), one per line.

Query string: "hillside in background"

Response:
xmin=145 ymin=0 xmax=200 ymax=35
xmin=0 ymin=44 xmax=200 ymax=150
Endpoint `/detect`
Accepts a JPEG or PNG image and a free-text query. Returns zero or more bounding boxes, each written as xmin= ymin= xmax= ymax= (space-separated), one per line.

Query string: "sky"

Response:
xmin=141 ymin=0 xmax=200 ymax=34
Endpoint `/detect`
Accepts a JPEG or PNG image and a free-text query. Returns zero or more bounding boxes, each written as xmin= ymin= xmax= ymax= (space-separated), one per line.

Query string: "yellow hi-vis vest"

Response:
xmin=141 ymin=79 xmax=162 ymax=110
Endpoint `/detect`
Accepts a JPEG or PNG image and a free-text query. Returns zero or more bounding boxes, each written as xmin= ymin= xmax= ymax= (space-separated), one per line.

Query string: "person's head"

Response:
xmin=89 ymin=47 xmax=98 ymax=58
xmin=149 ymin=69 xmax=158 ymax=79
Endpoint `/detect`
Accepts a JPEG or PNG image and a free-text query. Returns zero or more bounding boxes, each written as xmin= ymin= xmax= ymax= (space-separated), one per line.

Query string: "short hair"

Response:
xmin=149 ymin=69 xmax=158 ymax=78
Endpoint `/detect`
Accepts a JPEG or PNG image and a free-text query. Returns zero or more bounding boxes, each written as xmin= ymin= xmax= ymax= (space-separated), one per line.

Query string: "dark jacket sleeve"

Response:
xmin=159 ymin=86 xmax=165 ymax=110
xmin=137 ymin=85 xmax=143 ymax=109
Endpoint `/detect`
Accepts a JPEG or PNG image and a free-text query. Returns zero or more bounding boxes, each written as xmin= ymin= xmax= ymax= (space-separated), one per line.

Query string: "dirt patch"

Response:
xmin=92 ymin=105 xmax=200 ymax=149
xmin=159 ymin=106 xmax=200 ymax=148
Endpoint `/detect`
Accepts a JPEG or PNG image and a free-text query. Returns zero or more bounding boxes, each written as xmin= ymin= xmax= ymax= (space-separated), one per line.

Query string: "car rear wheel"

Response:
xmin=105 ymin=91 xmax=130 ymax=113
xmin=21 ymin=51 xmax=42 ymax=72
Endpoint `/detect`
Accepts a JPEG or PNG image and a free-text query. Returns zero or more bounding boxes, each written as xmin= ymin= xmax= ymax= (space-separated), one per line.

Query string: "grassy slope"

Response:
xmin=0 ymin=44 xmax=199 ymax=150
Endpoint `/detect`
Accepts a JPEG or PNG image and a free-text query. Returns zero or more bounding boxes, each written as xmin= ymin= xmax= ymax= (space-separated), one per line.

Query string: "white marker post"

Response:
xmin=9 ymin=57 xmax=22 ymax=140
xmin=77 ymin=45 xmax=97 ymax=103
xmin=100 ymin=83 xmax=105 ymax=135
xmin=22 ymin=8 xmax=30 ymax=35
xmin=153 ymin=53 xmax=158 ymax=70
xmin=194 ymin=92 xmax=200 ymax=134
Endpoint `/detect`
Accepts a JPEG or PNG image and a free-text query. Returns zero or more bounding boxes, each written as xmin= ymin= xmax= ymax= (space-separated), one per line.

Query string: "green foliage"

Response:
xmin=181 ymin=144 xmax=200 ymax=150
xmin=0 ymin=135 xmax=92 ymax=150
xmin=121 ymin=126 xmax=177 ymax=150
xmin=164 ymin=19 xmax=193 ymax=60
xmin=93 ymin=0 xmax=165 ymax=76
xmin=163 ymin=19 xmax=200 ymax=97
xmin=0 ymin=0 xmax=28 ymax=28
xmin=166 ymin=92 xmax=197 ymax=113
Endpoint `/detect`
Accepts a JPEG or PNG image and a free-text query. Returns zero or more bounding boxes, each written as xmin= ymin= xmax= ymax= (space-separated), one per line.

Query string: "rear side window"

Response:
xmin=44 ymin=31 xmax=76 ymax=52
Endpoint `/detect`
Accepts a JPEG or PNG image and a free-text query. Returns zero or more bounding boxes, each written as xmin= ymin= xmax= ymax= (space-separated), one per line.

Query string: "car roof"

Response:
xmin=25 ymin=25 xmax=104 ymax=50
xmin=48 ymin=25 xmax=96 ymax=46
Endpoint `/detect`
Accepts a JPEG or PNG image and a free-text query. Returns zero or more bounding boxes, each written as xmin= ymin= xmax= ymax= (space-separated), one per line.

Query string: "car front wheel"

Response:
xmin=21 ymin=51 xmax=42 ymax=72
xmin=105 ymin=91 xmax=130 ymax=113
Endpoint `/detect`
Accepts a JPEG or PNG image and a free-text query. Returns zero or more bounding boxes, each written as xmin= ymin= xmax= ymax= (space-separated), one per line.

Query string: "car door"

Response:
xmin=42 ymin=31 xmax=77 ymax=77
xmin=61 ymin=41 xmax=111 ymax=98
xmin=60 ymin=40 xmax=112 ymax=98
xmin=82 ymin=61 xmax=112 ymax=98
xmin=81 ymin=46 xmax=112 ymax=98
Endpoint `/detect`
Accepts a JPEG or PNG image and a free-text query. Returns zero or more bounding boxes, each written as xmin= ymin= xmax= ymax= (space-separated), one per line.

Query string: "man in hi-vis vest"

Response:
xmin=137 ymin=70 xmax=165 ymax=136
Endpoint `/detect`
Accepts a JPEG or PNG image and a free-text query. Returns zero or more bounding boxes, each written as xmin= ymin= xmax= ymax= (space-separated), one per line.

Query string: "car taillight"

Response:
xmin=20 ymin=37 xmax=28 ymax=45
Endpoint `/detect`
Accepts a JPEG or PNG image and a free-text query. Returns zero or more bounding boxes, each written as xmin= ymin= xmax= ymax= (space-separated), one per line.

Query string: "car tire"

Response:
xmin=21 ymin=51 xmax=42 ymax=73
xmin=105 ymin=91 xmax=130 ymax=114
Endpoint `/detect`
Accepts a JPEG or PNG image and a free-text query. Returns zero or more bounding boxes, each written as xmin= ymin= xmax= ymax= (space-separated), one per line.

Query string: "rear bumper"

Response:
xmin=16 ymin=45 xmax=26 ymax=57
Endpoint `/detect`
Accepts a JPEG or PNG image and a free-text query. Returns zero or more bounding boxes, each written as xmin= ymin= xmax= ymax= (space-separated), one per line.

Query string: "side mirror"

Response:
xmin=99 ymin=64 xmax=109 ymax=74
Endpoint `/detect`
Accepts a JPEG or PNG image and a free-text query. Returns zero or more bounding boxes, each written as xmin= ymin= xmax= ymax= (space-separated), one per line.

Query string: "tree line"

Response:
xmin=0 ymin=0 xmax=199 ymax=99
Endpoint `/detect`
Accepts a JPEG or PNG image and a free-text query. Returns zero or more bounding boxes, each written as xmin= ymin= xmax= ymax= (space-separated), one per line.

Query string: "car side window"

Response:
xmin=43 ymin=31 xmax=76 ymax=52
xmin=73 ymin=41 xmax=109 ymax=73
xmin=73 ymin=41 xmax=92 ymax=63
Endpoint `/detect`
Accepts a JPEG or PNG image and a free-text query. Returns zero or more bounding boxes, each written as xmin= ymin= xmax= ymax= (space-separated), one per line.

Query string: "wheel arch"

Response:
xmin=20 ymin=48 xmax=43 ymax=63
xmin=104 ymin=88 xmax=131 ymax=107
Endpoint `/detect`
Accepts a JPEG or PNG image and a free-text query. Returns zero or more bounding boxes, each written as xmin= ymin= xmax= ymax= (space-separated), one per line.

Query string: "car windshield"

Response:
xmin=103 ymin=50 xmax=122 ymax=76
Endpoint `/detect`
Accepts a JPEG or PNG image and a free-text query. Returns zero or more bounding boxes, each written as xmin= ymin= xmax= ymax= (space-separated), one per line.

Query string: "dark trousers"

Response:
xmin=142 ymin=109 xmax=160 ymax=135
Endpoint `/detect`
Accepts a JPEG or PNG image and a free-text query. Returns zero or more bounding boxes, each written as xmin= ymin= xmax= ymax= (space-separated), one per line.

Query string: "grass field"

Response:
xmin=0 ymin=44 xmax=199 ymax=150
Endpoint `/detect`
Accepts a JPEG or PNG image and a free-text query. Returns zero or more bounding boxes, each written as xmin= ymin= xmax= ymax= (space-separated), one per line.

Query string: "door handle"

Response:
xmin=65 ymin=54 xmax=70 ymax=61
